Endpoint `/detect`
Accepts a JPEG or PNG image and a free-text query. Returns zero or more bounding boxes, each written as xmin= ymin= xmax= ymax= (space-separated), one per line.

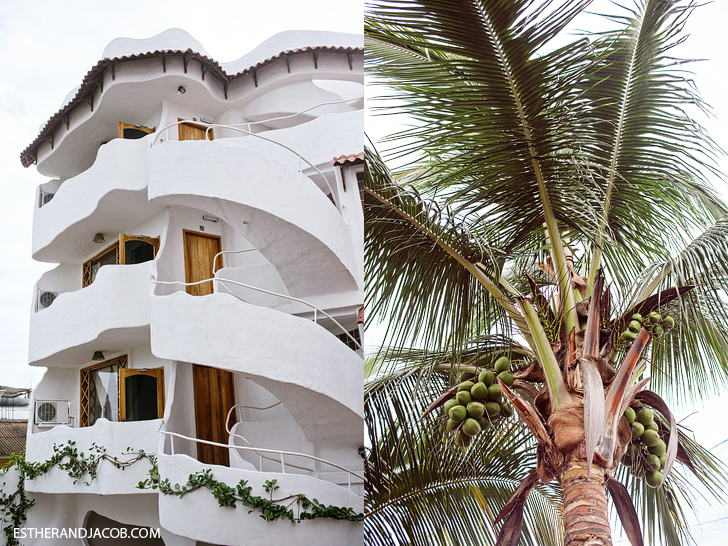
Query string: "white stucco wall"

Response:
xmin=148 ymin=141 xmax=358 ymax=297
xmin=32 ymin=137 xmax=159 ymax=263
xmin=157 ymin=453 xmax=362 ymax=546
xmin=29 ymin=262 xmax=154 ymax=367
xmin=25 ymin=418 xmax=160 ymax=496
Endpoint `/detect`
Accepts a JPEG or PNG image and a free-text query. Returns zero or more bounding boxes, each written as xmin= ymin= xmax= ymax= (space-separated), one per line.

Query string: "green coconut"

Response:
xmin=646 ymin=470 xmax=663 ymax=488
xmin=467 ymin=402 xmax=485 ymax=419
xmin=497 ymin=371 xmax=514 ymax=388
xmin=446 ymin=418 xmax=458 ymax=431
xmin=461 ymin=417 xmax=482 ymax=437
xmin=456 ymin=391 xmax=472 ymax=406
xmin=649 ymin=439 xmax=667 ymax=457
xmin=636 ymin=408 xmax=654 ymax=426
xmin=652 ymin=325 xmax=664 ymax=335
xmin=500 ymin=402 xmax=513 ymax=417
xmin=449 ymin=405 xmax=467 ymax=423
xmin=648 ymin=312 xmax=662 ymax=324
xmin=646 ymin=421 xmax=659 ymax=431
xmin=443 ymin=399 xmax=459 ymax=415
xmin=471 ymin=382 xmax=488 ymax=400
xmin=485 ymin=401 xmax=500 ymax=417
xmin=641 ymin=429 xmax=660 ymax=448
xmin=487 ymin=383 xmax=502 ymax=402
xmin=478 ymin=369 xmax=496 ymax=386
xmin=631 ymin=421 xmax=645 ymax=440
xmin=628 ymin=320 xmax=642 ymax=332
xmin=645 ymin=454 xmax=661 ymax=471
xmin=620 ymin=330 xmax=637 ymax=342
xmin=458 ymin=381 xmax=474 ymax=392
xmin=663 ymin=315 xmax=675 ymax=329
xmin=659 ymin=453 xmax=667 ymax=469
xmin=477 ymin=416 xmax=490 ymax=429
xmin=494 ymin=356 xmax=510 ymax=374
xmin=624 ymin=407 xmax=636 ymax=424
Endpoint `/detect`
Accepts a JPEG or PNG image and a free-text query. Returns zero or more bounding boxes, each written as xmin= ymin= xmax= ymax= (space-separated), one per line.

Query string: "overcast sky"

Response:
xmin=2 ymin=0 xmax=728 ymax=541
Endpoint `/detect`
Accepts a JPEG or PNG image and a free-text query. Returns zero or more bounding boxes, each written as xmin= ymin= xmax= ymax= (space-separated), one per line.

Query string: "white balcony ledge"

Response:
xmin=157 ymin=453 xmax=362 ymax=546
xmin=29 ymin=262 xmax=154 ymax=367
xmin=148 ymin=140 xmax=359 ymax=298
xmin=32 ymin=137 xmax=162 ymax=263
xmin=24 ymin=418 xmax=160 ymax=496
xmin=150 ymin=291 xmax=362 ymax=445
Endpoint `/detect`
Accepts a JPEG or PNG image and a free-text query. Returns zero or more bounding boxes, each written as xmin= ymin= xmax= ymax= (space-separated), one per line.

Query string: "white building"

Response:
xmin=5 ymin=28 xmax=364 ymax=545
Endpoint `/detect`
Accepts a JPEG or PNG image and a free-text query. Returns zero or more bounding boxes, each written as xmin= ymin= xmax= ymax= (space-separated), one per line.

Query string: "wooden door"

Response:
xmin=178 ymin=118 xmax=213 ymax=141
xmin=183 ymin=230 xmax=222 ymax=296
xmin=193 ymin=364 xmax=236 ymax=466
xmin=184 ymin=230 xmax=235 ymax=465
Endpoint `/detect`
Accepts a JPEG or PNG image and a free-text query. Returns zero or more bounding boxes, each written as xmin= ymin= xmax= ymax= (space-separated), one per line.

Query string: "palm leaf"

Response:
xmin=365 ymin=146 xmax=529 ymax=350
xmin=365 ymin=366 xmax=563 ymax=546
xmin=582 ymin=0 xmax=727 ymax=287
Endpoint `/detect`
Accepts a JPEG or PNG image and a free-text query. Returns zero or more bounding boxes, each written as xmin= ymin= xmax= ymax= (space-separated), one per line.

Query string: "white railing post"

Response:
xmin=170 ymin=435 xmax=175 ymax=455
xmin=280 ymin=453 xmax=286 ymax=474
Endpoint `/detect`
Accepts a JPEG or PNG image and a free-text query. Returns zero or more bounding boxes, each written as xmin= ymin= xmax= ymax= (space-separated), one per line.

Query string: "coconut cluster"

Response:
xmin=621 ymin=405 xmax=667 ymax=488
xmin=619 ymin=312 xmax=675 ymax=343
xmin=443 ymin=356 xmax=514 ymax=448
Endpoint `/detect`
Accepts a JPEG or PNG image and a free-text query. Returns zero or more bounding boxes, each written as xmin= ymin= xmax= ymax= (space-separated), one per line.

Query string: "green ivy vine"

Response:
xmin=1 ymin=441 xmax=363 ymax=544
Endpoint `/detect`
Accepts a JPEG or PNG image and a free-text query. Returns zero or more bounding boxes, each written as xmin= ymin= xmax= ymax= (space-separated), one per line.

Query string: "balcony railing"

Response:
xmin=158 ymin=429 xmax=363 ymax=494
xmin=151 ymin=271 xmax=362 ymax=352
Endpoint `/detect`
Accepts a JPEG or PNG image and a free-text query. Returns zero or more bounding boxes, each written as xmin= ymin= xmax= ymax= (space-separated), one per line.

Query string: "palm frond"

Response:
xmin=366 ymin=0 xmax=603 ymax=263
xmin=632 ymin=217 xmax=728 ymax=404
xmin=583 ymin=0 xmax=727 ymax=285
xmin=365 ymin=366 xmax=563 ymax=546
xmin=365 ymin=146 xmax=523 ymax=350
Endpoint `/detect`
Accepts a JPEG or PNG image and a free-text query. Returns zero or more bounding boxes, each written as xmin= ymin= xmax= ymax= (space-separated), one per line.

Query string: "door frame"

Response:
xmin=183 ymin=230 xmax=222 ymax=296
xmin=119 ymin=367 xmax=165 ymax=421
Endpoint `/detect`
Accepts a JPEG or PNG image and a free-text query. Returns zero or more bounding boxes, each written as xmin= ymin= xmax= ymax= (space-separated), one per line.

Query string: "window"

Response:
xmin=118 ymin=122 xmax=155 ymax=140
xmin=83 ymin=235 xmax=160 ymax=287
xmin=80 ymin=356 xmax=127 ymax=427
xmin=83 ymin=242 xmax=119 ymax=287
xmin=120 ymin=367 xmax=165 ymax=421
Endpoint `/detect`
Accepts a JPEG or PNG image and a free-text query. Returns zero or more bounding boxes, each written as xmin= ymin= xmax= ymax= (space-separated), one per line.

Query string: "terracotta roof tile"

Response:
xmin=332 ymin=152 xmax=364 ymax=166
xmin=20 ymin=46 xmax=362 ymax=168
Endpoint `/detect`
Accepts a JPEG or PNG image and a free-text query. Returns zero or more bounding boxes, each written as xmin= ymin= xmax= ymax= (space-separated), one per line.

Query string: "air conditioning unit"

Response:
xmin=35 ymin=400 xmax=70 ymax=426
xmin=38 ymin=190 xmax=54 ymax=207
xmin=37 ymin=291 xmax=57 ymax=310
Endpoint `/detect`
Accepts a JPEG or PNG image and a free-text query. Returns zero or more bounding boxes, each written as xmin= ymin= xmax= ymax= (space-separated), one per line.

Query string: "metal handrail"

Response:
xmin=150 ymin=276 xmax=363 ymax=351
xmin=158 ymin=429 xmax=364 ymax=492
xmin=212 ymin=248 xmax=258 ymax=273
xmin=224 ymin=403 xmax=315 ymax=473
xmin=151 ymin=120 xmax=339 ymax=209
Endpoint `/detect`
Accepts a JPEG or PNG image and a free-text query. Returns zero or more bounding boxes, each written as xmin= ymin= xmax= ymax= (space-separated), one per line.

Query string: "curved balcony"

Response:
xmin=233 ymin=110 xmax=363 ymax=171
xmin=150 ymin=291 xmax=362 ymax=445
xmin=29 ymin=262 xmax=154 ymax=367
xmin=157 ymin=452 xmax=362 ymax=546
xmin=24 ymin=418 xmax=160 ymax=496
xmin=147 ymin=140 xmax=359 ymax=298
xmin=32 ymin=137 xmax=163 ymax=263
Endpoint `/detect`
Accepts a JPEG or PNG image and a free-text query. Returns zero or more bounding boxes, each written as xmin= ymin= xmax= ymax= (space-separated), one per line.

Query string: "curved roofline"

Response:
xmin=20 ymin=43 xmax=362 ymax=168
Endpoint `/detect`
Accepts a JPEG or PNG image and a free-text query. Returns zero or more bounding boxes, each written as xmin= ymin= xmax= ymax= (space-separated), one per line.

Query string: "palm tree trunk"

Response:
xmin=560 ymin=458 xmax=612 ymax=546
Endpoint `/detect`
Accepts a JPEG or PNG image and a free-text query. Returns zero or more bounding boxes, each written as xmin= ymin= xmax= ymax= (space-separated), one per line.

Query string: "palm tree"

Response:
xmin=364 ymin=1 xmax=728 ymax=545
